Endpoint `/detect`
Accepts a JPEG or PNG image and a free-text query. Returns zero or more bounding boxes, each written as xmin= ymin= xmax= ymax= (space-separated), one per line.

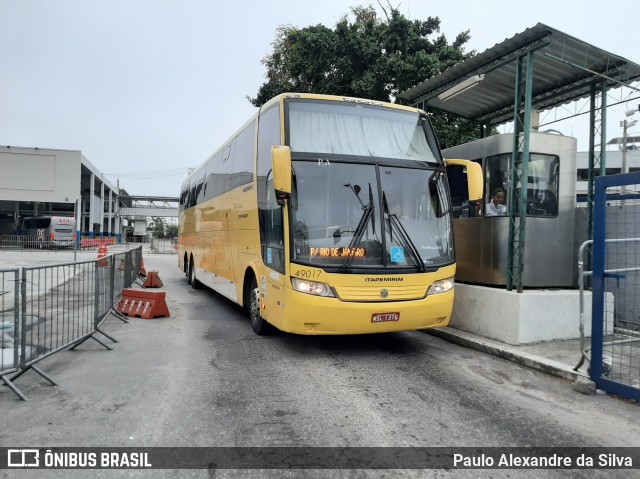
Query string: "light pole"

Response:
xmin=620 ymin=106 xmax=639 ymax=194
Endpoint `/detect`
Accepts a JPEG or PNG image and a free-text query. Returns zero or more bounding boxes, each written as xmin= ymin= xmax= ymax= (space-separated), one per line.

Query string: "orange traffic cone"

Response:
xmin=97 ymin=244 xmax=108 ymax=267
xmin=140 ymin=257 xmax=147 ymax=277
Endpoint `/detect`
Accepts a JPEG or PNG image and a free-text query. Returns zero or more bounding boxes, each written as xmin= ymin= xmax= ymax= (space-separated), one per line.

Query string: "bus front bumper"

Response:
xmin=277 ymin=288 xmax=454 ymax=335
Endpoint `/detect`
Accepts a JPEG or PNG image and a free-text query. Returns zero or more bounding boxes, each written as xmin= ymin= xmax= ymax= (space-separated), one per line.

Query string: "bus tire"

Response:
xmin=189 ymin=257 xmax=200 ymax=289
xmin=249 ymin=277 xmax=272 ymax=335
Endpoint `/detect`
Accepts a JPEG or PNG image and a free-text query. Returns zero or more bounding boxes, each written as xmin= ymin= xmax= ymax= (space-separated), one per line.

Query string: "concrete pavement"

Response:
xmin=1 ymin=248 xmax=600 ymax=391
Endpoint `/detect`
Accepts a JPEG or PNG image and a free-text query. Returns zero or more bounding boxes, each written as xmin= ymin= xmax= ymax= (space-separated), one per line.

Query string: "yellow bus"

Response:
xmin=178 ymin=93 xmax=481 ymax=335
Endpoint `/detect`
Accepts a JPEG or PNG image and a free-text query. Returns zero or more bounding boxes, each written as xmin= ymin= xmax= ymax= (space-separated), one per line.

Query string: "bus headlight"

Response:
xmin=291 ymin=278 xmax=335 ymax=297
xmin=427 ymin=277 xmax=454 ymax=296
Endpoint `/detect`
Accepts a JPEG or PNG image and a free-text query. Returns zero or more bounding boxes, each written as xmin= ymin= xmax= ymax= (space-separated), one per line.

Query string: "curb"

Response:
xmin=426 ymin=327 xmax=587 ymax=383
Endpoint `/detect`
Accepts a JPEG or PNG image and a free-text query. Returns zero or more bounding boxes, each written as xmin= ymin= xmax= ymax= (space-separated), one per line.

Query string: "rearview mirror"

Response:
xmin=272 ymin=146 xmax=292 ymax=204
xmin=445 ymin=159 xmax=483 ymax=202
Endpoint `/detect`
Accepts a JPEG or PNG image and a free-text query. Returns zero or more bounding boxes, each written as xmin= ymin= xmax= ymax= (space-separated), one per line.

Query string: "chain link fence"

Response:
xmin=591 ymin=172 xmax=640 ymax=402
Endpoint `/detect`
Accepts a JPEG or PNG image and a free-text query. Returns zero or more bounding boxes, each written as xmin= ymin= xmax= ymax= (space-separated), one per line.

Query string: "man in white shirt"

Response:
xmin=485 ymin=188 xmax=507 ymax=216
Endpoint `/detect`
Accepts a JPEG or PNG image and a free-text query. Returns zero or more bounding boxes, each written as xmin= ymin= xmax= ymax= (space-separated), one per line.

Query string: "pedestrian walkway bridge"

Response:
xmin=118 ymin=195 xmax=178 ymax=218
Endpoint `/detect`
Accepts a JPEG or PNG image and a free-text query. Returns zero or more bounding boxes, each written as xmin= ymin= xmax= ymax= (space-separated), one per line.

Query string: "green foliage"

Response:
xmin=250 ymin=4 xmax=485 ymax=147
xmin=165 ymin=223 xmax=178 ymax=237
xmin=148 ymin=217 xmax=166 ymax=238
xmin=430 ymin=111 xmax=489 ymax=150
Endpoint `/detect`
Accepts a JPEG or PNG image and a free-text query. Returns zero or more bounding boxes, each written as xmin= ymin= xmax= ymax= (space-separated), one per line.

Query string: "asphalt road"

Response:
xmin=1 ymin=253 xmax=639 ymax=478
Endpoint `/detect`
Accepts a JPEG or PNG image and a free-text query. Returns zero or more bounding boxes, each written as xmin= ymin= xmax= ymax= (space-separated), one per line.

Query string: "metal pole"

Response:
xmin=507 ymin=51 xmax=534 ymax=292
xmin=600 ymin=82 xmax=608 ymax=178
xmin=20 ymin=268 xmax=27 ymax=371
xmin=622 ymin=120 xmax=628 ymax=174
xmin=507 ymin=58 xmax=523 ymax=291
xmin=74 ymin=199 xmax=79 ymax=263
xmin=621 ymin=120 xmax=628 ymax=195
xmin=110 ymin=253 xmax=116 ymax=307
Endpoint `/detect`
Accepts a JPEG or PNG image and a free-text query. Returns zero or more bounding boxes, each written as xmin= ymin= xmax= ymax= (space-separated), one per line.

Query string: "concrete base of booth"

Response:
xmin=450 ymin=283 xmax=613 ymax=346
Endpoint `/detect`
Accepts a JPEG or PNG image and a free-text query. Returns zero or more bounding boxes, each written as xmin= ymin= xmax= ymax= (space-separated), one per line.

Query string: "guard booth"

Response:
xmin=444 ymin=131 xmax=578 ymax=288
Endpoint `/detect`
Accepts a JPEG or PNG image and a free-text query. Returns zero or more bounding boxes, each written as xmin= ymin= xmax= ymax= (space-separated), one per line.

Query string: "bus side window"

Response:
xmin=258 ymin=104 xmax=285 ymax=273
xmin=230 ymin=123 xmax=255 ymax=190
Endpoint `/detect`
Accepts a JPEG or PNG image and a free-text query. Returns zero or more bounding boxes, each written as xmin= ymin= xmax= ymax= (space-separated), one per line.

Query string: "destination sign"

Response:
xmin=309 ymin=247 xmax=366 ymax=258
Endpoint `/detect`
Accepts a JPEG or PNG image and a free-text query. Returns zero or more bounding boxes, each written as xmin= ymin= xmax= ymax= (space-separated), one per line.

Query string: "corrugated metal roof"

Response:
xmin=397 ymin=23 xmax=640 ymax=126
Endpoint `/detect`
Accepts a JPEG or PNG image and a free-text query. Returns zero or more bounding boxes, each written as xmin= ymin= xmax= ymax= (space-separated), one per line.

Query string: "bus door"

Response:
xmin=260 ymin=177 xmax=286 ymax=325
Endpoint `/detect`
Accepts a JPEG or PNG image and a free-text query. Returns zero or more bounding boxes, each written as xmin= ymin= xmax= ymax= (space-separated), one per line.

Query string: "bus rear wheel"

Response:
xmin=249 ymin=277 xmax=272 ymax=335
xmin=186 ymin=256 xmax=193 ymax=284
xmin=189 ymin=257 xmax=199 ymax=289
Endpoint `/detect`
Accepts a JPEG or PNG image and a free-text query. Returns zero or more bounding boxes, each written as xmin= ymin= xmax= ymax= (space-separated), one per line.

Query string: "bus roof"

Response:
xmin=260 ymin=92 xmax=425 ymax=115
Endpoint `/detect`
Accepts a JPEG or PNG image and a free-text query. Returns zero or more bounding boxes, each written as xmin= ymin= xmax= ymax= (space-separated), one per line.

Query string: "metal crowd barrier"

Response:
xmin=0 ymin=246 xmax=143 ymax=400
xmin=149 ymin=238 xmax=178 ymax=255
xmin=0 ymin=235 xmax=76 ymax=251
xmin=0 ymin=235 xmax=125 ymax=252
xmin=0 ymin=269 xmax=20 ymax=398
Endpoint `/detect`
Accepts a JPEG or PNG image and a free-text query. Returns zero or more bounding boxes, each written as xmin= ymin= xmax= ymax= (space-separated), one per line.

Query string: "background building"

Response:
xmin=0 ymin=145 xmax=122 ymax=239
xmin=576 ymin=146 xmax=640 ymax=196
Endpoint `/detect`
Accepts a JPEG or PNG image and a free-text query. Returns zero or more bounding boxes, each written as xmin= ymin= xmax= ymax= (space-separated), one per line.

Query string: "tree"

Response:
xmin=148 ymin=217 xmax=166 ymax=238
xmin=250 ymin=3 xmax=483 ymax=147
xmin=166 ymin=223 xmax=178 ymax=238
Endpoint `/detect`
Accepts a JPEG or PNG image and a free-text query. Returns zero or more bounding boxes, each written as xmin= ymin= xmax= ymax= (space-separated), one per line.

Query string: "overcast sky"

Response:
xmin=1 ymin=0 xmax=639 ymax=196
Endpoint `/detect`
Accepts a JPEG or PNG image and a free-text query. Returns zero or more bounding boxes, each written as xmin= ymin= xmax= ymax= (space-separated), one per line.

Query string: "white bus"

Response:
xmin=19 ymin=216 xmax=76 ymax=249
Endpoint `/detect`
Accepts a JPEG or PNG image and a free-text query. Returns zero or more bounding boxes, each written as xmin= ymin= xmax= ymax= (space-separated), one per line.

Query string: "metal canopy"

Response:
xmin=397 ymin=23 xmax=640 ymax=126
xmin=398 ymin=23 xmax=640 ymax=292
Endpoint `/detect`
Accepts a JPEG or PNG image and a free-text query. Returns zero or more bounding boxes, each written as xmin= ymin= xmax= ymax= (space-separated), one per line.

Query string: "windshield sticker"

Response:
xmin=391 ymin=246 xmax=405 ymax=263
xmin=267 ymin=248 xmax=273 ymax=265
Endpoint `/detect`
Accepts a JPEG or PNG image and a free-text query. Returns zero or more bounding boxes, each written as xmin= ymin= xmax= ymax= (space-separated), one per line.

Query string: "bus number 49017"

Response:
xmin=294 ymin=269 xmax=321 ymax=279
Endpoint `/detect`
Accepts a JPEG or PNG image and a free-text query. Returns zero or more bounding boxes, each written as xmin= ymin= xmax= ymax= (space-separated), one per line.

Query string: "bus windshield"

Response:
xmin=288 ymin=100 xmax=439 ymax=163
xmin=290 ymin=161 xmax=453 ymax=270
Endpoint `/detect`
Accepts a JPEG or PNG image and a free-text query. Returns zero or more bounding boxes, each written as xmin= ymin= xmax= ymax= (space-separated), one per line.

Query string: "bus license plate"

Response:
xmin=371 ymin=312 xmax=400 ymax=323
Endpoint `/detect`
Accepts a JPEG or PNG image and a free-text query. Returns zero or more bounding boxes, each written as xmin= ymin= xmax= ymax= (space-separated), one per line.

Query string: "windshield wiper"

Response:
xmin=341 ymin=183 xmax=375 ymax=272
xmin=382 ymin=192 xmax=426 ymax=272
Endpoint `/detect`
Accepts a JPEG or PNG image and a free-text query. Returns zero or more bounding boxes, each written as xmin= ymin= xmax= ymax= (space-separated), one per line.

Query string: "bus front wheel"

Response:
xmin=249 ymin=277 xmax=272 ymax=335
